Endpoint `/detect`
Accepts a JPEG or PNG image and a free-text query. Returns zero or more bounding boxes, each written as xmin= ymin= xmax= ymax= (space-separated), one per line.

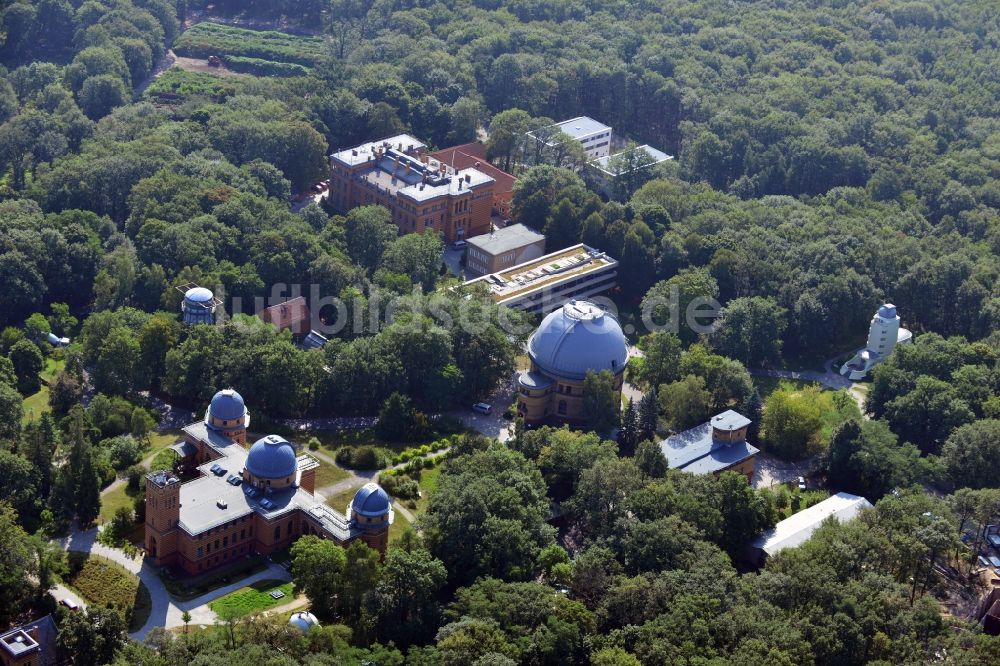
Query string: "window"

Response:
xmin=196 ymin=547 xmax=203 ymax=558
xmin=274 ymin=525 xmax=281 ymax=541
xmin=223 ymin=536 xmax=228 ymax=547
xmin=558 ymin=400 xmax=567 ymax=415
xmin=214 ymin=539 xmax=219 ymax=549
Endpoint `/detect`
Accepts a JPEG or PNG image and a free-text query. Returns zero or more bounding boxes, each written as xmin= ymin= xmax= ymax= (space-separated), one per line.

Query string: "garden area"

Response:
xmin=64 ymin=553 xmax=152 ymax=632
xmin=173 ymin=23 xmax=326 ymax=68
xmin=144 ymin=68 xmax=242 ymax=102
xmin=160 ymin=556 xmax=269 ymax=601
xmin=208 ymin=579 xmax=295 ymax=618
xmin=760 ymin=381 xmax=860 ymax=460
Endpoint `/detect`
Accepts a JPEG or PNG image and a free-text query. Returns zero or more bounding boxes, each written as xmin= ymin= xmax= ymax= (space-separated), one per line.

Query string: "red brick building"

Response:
xmin=146 ymin=389 xmax=392 ymax=576
xmin=328 ymin=134 xmax=495 ymax=243
xmin=428 ymin=142 xmax=517 ymax=219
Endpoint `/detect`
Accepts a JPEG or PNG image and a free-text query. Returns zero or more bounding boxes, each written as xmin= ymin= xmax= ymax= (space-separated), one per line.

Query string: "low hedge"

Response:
xmin=222 ymin=56 xmax=310 ymax=77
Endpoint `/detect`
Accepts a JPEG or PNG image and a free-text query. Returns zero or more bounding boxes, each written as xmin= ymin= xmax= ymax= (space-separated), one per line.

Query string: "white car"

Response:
xmin=60 ymin=598 xmax=80 ymax=611
xmin=472 ymin=402 xmax=492 ymax=415
xmin=452 ymin=240 xmax=467 ymax=250
xmin=797 ymin=476 xmax=806 ymax=491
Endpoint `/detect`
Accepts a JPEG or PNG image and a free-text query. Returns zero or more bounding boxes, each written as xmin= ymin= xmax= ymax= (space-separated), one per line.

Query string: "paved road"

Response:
xmin=49 ymin=584 xmax=85 ymax=611
xmin=752 ymin=452 xmax=823 ymax=489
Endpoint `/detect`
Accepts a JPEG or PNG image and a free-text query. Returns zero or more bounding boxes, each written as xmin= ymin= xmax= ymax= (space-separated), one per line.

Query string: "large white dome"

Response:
xmin=527 ymin=300 xmax=628 ymax=380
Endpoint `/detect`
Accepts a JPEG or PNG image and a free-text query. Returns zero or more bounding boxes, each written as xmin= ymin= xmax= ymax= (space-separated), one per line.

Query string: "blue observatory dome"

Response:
xmin=208 ymin=389 xmax=246 ymax=422
xmin=351 ymin=483 xmax=391 ymax=518
xmin=528 ymin=300 xmax=629 ymax=380
xmin=246 ymin=435 xmax=297 ymax=479
xmin=182 ymin=287 xmax=217 ymax=325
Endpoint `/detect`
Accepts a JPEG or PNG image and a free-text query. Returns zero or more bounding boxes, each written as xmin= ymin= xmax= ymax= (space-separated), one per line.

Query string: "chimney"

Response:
xmin=351 ymin=149 xmax=358 ymax=156
xmin=465 ymin=174 xmax=471 ymax=183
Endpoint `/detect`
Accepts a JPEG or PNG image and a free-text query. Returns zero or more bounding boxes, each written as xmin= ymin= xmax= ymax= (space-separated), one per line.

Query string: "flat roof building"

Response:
xmin=329 ymin=134 xmax=495 ymax=243
xmin=461 ymin=243 xmax=618 ymax=314
xmin=748 ymin=492 xmax=872 ymax=563
xmin=660 ymin=410 xmax=759 ymax=482
xmin=528 ymin=116 xmax=614 ymax=160
xmin=464 ymin=224 xmax=546 ymax=278
xmin=146 ymin=389 xmax=393 ymax=576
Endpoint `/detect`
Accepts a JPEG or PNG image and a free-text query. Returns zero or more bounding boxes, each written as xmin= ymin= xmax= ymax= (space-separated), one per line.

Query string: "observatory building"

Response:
xmin=516 ymin=300 xmax=628 ymax=425
xmin=178 ymin=283 xmax=221 ymax=325
xmin=840 ymin=304 xmax=913 ymax=380
xmin=146 ymin=389 xmax=392 ymax=576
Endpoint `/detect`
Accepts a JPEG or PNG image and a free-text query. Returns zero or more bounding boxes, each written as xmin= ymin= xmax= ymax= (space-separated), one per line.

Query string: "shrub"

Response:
xmin=335 ymin=446 xmax=387 ymax=470
xmin=222 ymin=56 xmax=309 ymax=77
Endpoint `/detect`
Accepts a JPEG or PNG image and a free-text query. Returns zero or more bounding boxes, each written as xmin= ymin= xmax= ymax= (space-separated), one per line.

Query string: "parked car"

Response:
xmin=472 ymin=402 xmax=492 ymax=415
xmin=452 ymin=240 xmax=467 ymax=250
xmin=60 ymin=598 xmax=79 ymax=611
xmin=797 ymin=476 xmax=806 ymax=491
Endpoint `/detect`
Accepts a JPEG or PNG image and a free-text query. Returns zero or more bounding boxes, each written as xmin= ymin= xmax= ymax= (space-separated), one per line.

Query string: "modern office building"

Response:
xmin=461 ymin=243 xmax=618 ymax=314
xmin=328 ymin=134 xmax=495 ymax=243
xmin=464 ymin=224 xmax=546 ymax=277
xmin=145 ymin=389 xmax=392 ymax=576
xmin=529 ymin=116 xmax=614 ymax=159
xmin=516 ymin=300 xmax=628 ymax=425
xmin=659 ymin=410 xmax=759 ymax=482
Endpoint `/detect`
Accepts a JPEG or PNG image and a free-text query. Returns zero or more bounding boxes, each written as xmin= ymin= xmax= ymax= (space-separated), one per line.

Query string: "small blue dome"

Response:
xmin=877 ymin=303 xmax=897 ymax=319
xmin=246 ymin=435 xmax=297 ymax=479
xmin=185 ymin=287 xmax=214 ymax=303
xmin=209 ymin=389 xmax=246 ymax=422
xmin=352 ymin=483 xmax=391 ymax=517
xmin=528 ymin=300 xmax=629 ymax=380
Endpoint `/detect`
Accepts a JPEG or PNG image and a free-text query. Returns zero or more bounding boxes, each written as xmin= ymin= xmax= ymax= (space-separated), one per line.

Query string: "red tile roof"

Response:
xmin=258 ymin=296 xmax=310 ymax=333
xmin=429 ymin=143 xmax=516 ymax=195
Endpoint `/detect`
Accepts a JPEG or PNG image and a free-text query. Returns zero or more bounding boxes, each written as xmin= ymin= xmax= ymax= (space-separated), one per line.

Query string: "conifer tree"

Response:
xmin=618 ymin=398 xmax=639 ymax=456
xmin=638 ymin=390 xmax=659 ymax=440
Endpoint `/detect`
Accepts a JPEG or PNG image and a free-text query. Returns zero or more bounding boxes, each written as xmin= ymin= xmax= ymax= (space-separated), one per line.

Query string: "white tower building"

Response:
xmin=840 ymin=304 xmax=913 ymax=380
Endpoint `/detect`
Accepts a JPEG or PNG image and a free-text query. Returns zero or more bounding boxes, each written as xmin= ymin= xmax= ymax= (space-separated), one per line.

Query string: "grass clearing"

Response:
xmin=21 ymin=384 xmax=50 ymax=424
xmin=752 ymin=376 xmax=815 ymax=400
xmin=313 ymin=462 xmax=350 ymax=488
xmin=414 ymin=466 xmax=441 ymax=515
xmin=208 ymin=579 xmax=294 ymax=618
xmin=389 ymin=509 xmax=411 ymax=543
xmin=41 ymin=357 xmax=65 ymax=383
xmin=65 ymin=553 xmax=151 ymax=632
xmin=324 ymin=482 xmax=365 ymax=513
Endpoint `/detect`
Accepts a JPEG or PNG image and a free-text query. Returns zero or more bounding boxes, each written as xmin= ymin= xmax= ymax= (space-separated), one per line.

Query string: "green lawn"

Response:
xmin=324 ymin=482 xmax=365 ymax=514
xmin=752 ymin=376 xmax=817 ymax=400
xmin=41 ymin=357 xmax=65 ymax=382
xmin=21 ymin=384 xmax=50 ymax=424
xmin=313 ymin=461 xmax=350 ymax=488
xmin=414 ymin=467 xmax=441 ymax=515
xmin=208 ymin=579 xmax=295 ymax=618
xmin=65 ymin=553 xmax=152 ymax=632
xmin=389 ymin=509 xmax=411 ymax=543
xmin=99 ymin=483 xmax=139 ymax=525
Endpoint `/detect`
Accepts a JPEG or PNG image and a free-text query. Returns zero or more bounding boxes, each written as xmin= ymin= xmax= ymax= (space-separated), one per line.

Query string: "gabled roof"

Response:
xmin=258 ymin=297 xmax=310 ymax=332
xmin=751 ymin=492 xmax=872 ymax=556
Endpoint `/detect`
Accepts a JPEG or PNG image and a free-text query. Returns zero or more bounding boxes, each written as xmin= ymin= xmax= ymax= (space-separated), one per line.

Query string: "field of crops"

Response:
xmin=173 ymin=23 xmax=327 ymax=67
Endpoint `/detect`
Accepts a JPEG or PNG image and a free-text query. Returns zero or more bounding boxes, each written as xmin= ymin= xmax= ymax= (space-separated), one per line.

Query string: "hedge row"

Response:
xmin=223 ymin=56 xmax=309 ymax=77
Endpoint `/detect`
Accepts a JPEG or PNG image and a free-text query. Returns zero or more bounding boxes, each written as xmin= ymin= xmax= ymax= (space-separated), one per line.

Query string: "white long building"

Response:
xmin=749 ymin=492 xmax=872 ymax=564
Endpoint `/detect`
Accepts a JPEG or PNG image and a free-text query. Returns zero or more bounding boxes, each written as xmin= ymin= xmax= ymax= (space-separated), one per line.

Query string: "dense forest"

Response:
xmin=0 ymin=0 xmax=999 ymax=664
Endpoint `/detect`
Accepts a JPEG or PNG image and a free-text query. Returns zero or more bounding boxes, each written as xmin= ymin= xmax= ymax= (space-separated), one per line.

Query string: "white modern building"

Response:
xmin=587 ymin=144 xmax=673 ymax=198
xmin=529 ymin=116 xmax=614 ymax=160
xmin=749 ymin=492 xmax=872 ymax=564
xmin=461 ymin=243 xmax=618 ymax=314
xmin=840 ymin=304 xmax=913 ymax=380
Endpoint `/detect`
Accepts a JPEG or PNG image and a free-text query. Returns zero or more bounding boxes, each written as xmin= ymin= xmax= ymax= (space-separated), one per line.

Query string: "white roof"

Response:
xmin=553 ymin=116 xmax=611 ymax=140
xmin=330 ymin=134 xmax=426 ymax=167
xmin=591 ymin=144 xmax=673 ymax=175
xmin=466 ymin=224 xmax=545 ymax=255
xmin=752 ymin=492 xmax=872 ymax=556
